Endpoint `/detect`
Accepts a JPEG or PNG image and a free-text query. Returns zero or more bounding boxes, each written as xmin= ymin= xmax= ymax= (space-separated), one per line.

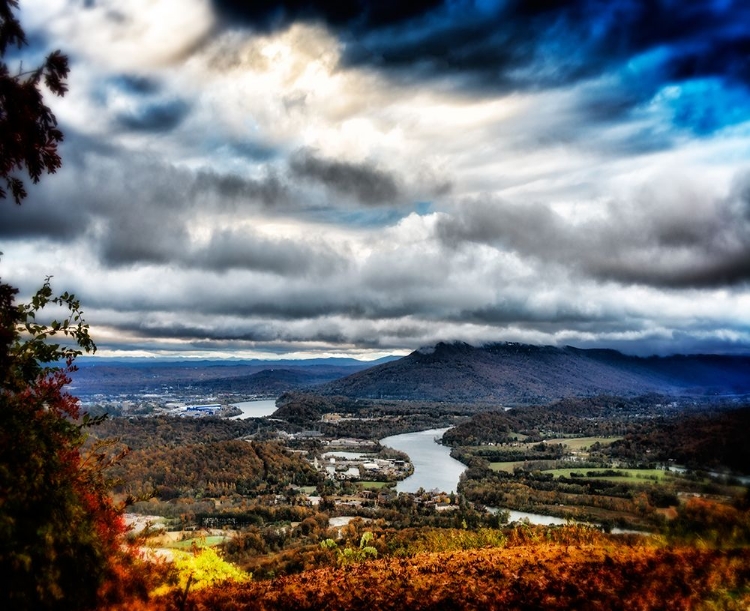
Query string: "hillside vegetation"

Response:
xmin=132 ymin=526 xmax=750 ymax=611
xmin=109 ymin=440 xmax=319 ymax=500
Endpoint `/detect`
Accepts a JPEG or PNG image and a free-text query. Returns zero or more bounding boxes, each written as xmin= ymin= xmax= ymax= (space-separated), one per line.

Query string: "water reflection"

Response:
xmin=380 ymin=428 xmax=467 ymax=494
xmin=229 ymin=399 xmax=278 ymax=419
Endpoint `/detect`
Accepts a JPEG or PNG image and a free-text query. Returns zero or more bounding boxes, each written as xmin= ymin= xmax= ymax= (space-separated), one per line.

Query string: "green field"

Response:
xmin=167 ymin=535 xmax=229 ymax=549
xmin=508 ymin=432 xmax=529 ymax=441
xmin=489 ymin=461 xmax=527 ymax=473
xmin=545 ymin=468 xmax=670 ymax=482
xmin=544 ymin=436 xmax=622 ymax=450
xmin=358 ymin=481 xmax=394 ymax=490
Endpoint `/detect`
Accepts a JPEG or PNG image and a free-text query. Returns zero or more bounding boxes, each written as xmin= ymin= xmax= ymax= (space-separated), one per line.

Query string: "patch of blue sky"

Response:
xmin=655 ymin=78 xmax=750 ymax=136
xmin=109 ymin=74 xmax=161 ymax=95
xmin=308 ymin=201 xmax=433 ymax=228
xmin=199 ymin=137 xmax=280 ymax=175
xmin=92 ymin=75 xmax=165 ymax=113
xmin=224 ymin=139 xmax=279 ymax=162
xmin=116 ymin=98 xmax=191 ymax=133
xmin=710 ymin=0 xmax=735 ymax=12
xmin=3 ymin=28 xmax=49 ymax=66
xmin=624 ymin=46 xmax=673 ymax=80
xmin=413 ymin=201 xmax=433 ymax=216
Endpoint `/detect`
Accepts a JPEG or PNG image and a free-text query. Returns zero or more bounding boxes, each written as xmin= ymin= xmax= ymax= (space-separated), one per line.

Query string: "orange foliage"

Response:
xmin=125 ymin=530 xmax=749 ymax=611
xmin=668 ymin=498 xmax=750 ymax=546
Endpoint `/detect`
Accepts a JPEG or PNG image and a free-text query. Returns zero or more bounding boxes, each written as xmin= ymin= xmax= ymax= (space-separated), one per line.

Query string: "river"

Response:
xmin=229 ymin=399 xmax=278 ymax=419
xmin=492 ymin=509 xmax=568 ymax=526
xmin=380 ymin=428 xmax=467 ymax=494
xmin=380 ymin=427 xmax=647 ymax=532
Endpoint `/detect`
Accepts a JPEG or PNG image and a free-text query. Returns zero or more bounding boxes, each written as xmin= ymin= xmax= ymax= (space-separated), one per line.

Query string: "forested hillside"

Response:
xmin=109 ymin=440 xmax=319 ymax=499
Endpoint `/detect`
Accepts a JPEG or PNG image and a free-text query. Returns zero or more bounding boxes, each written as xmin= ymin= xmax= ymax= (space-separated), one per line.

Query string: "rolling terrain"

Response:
xmin=67 ymin=357 xmax=396 ymax=398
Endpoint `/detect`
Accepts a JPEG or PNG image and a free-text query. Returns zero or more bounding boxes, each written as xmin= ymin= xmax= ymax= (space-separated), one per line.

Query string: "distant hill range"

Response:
xmin=315 ymin=342 xmax=750 ymax=404
xmin=69 ymin=344 xmax=750 ymax=404
xmin=68 ymin=356 xmax=397 ymax=398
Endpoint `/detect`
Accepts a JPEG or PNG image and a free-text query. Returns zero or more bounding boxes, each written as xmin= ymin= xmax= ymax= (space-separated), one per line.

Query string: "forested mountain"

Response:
xmin=317 ymin=342 xmax=750 ymax=403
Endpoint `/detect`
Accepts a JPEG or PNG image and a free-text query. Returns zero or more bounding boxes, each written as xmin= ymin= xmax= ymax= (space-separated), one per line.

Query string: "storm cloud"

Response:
xmin=289 ymin=149 xmax=401 ymax=205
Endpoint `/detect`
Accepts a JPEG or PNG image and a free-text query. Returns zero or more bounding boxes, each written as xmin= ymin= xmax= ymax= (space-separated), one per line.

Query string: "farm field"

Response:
xmin=489 ymin=461 xmax=526 ymax=473
xmin=166 ymin=535 xmax=230 ymax=550
xmin=547 ymin=436 xmax=622 ymax=450
xmin=358 ymin=481 xmax=394 ymax=490
xmin=545 ymin=468 xmax=671 ymax=482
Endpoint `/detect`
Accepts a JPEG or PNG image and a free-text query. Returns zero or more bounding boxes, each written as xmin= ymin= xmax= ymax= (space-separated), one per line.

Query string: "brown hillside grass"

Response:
xmin=139 ymin=541 xmax=750 ymax=611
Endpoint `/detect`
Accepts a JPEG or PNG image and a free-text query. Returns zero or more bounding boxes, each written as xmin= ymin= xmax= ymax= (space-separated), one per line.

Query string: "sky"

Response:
xmin=2 ymin=0 xmax=750 ymax=359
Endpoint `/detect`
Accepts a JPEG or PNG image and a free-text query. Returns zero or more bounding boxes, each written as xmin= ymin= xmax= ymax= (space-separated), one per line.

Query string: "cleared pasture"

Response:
xmin=489 ymin=461 xmax=528 ymax=473
xmin=544 ymin=437 xmax=622 ymax=450
xmin=545 ymin=468 xmax=671 ymax=482
xmin=358 ymin=481 xmax=394 ymax=490
xmin=166 ymin=535 xmax=229 ymax=549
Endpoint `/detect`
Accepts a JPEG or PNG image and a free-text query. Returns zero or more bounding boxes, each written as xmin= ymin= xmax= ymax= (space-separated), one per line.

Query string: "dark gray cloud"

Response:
xmin=0 ymin=136 xmax=341 ymax=276
xmin=115 ymin=98 xmax=191 ymax=132
xmin=289 ymin=149 xmax=401 ymax=205
xmin=89 ymin=169 xmax=348 ymax=275
xmin=97 ymin=210 xmax=190 ymax=266
xmin=452 ymin=303 xmax=613 ymax=327
xmin=193 ymin=170 xmax=290 ymax=208
xmin=89 ymin=287 xmax=748 ymax=355
xmin=189 ymin=228 xmax=349 ymax=276
xmin=211 ymin=0 xmax=444 ymax=31
xmin=436 ymin=176 xmax=750 ymax=289
xmin=0 ymin=198 xmax=83 ymax=241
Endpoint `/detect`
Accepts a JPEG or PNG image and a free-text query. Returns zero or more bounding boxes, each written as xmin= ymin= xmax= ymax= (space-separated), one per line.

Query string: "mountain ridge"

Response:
xmin=316 ymin=341 xmax=750 ymax=403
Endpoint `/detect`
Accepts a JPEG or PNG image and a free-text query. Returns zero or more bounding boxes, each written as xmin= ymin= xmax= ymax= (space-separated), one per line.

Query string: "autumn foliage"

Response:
xmin=0 ymin=280 xmax=135 ymax=610
xmin=108 ymin=439 xmax=319 ymax=500
xmin=148 ymin=530 xmax=750 ymax=611
xmin=0 ymin=277 xmax=184 ymax=611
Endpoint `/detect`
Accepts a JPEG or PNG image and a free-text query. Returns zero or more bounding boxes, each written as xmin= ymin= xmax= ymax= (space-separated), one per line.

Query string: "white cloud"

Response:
xmin=23 ymin=0 xmax=215 ymax=70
